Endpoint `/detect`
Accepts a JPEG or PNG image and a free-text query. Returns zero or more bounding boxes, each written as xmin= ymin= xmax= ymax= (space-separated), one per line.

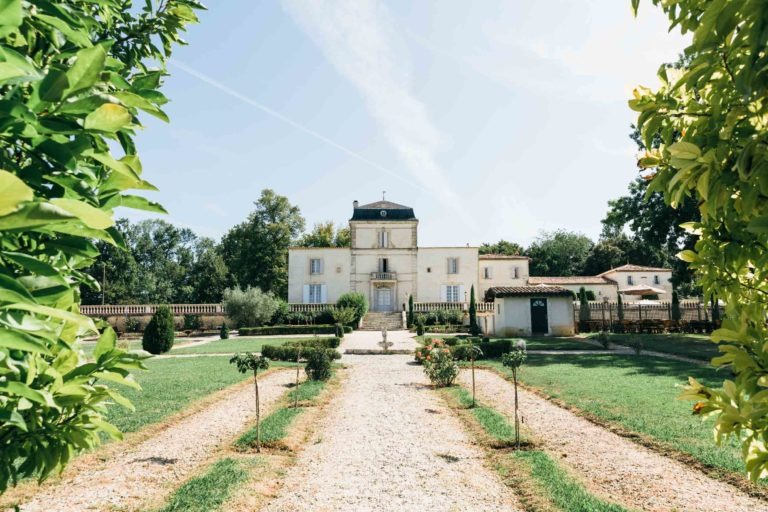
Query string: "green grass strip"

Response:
xmin=234 ymin=377 xmax=330 ymax=449
xmin=446 ymin=387 xmax=518 ymax=445
xmin=513 ymin=450 xmax=628 ymax=512
xmin=159 ymin=458 xmax=249 ymax=512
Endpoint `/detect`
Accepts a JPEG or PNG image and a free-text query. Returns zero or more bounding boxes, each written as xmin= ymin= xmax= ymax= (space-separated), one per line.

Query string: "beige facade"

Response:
xmin=493 ymin=292 xmax=575 ymax=337
xmin=478 ymin=255 xmax=529 ymax=299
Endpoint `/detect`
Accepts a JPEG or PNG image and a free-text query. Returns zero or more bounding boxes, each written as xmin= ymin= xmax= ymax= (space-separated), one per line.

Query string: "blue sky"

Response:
xmin=127 ymin=1 xmax=686 ymax=246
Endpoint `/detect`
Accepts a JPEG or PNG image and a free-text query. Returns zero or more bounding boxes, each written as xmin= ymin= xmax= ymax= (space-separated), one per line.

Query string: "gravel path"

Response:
xmin=262 ymin=331 xmax=521 ymax=512
xmin=16 ymin=369 xmax=296 ymax=512
xmin=460 ymin=369 xmax=768 ymax=512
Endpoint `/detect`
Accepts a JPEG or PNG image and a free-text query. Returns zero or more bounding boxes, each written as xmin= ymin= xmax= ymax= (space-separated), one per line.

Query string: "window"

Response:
xmin=448 ymin=257 xmax=459 ymax=274
xmin=427 ymin=267 xmax=431 ymax=273
xmin=446 ymin=285 xmax=460 ymax=303
xmin=653 ymin=275 xmax=660 ymax=284
xmin=310 ymin=258 xmax=322 ymax=275
xmin=513 ymin=267 xmax=519 ymax=279
xmin=308 ymin=284 xmax=323 ymax=304
xmin=483 ymin=267 xmax=492 ymax=279
xmin=378 ymin=258 xmax=389 ymax=273
xmin=378 ymin=230 xmax=389 ymax=248
xmin=627 ymin=275 xmax=634 ymax=285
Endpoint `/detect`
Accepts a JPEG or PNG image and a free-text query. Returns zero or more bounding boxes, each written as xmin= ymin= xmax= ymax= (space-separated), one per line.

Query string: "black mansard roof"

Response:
xmin=350 ymin=200 xmax=417 ymax=221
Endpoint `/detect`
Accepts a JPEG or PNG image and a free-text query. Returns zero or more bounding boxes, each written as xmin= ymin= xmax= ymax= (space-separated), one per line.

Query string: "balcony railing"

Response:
xmin=413 ymin=302 xmax=494 ymax=313
xmin=81 ymin=304 xmax=224 ymax=316
xmin=371 ymin=272 xmax=397 ymax=281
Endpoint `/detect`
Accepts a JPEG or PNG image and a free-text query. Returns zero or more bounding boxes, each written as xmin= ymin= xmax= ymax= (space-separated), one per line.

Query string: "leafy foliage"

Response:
xmin=142 ymin=306 xmax=175 ymax=354
xmin=304 ymin=348 xmax=332 ymax=381
xmin=468 ymin=285 xmax=479 ymax=336
xmin=422 ymin=343 xmax=459 ymax=387
xmin=526 ymin=230 xmax=593 ymax=276
xmin=479 ymin=239 xmax=524 ymax=256
xmin=0 ymin=0 xmax=201 ymax=491
xmin=220 ymin=322 xmax=229 ymax=340
xmin=336 ymin=292 xmax=368 ymax=324
xmin=223 ymin=286 xmax=279 ymax=328
xmin=331 ymin=306 xmax=356 ymax=326
xmin=631 ymin=0 xmax=768 ymax=480
xmin=297 ymin=220 xmax=350 ymax=247
xmin=220 ymin=189 xmax=304 ymax=297
xmin=229 ymin=353 xmax=270 ymax=452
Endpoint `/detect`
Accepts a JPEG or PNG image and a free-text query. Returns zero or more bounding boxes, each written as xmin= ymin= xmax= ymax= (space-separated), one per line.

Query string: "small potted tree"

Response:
xmin=229 ymin=353 xmax=270 ymax=452
xmin=502 ymin=342 xmax=527 ymax=448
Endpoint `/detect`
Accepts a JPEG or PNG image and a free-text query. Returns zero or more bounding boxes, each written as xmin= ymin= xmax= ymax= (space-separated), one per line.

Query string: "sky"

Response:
xmin=127 ymin=0 xmax=687 ymax=247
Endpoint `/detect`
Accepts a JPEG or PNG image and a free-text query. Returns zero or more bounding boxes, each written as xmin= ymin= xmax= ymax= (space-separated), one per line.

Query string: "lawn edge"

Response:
xmin=477 ymin=363 xmax=768 ymax=500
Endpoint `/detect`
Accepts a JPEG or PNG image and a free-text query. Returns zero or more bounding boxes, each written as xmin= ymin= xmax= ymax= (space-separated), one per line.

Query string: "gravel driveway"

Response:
xmin=262 ymin=331 xmax=521 ymax=512
xmin=14 ymin=369 xmax=296 ymax=512
xmin=460 ymin=369 xmax=768 ymax=512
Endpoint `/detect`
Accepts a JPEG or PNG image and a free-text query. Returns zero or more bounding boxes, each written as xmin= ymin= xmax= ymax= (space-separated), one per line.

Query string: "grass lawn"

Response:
xmin=106 ymin=356 xmax=293 ymax=433
xmin=170 ymin=337 xmax=297 ymax=355
xmin=159 ymin=457 xmax=253 ymax=512
xmin=481 ymin=354 xmax=749 ymax=480
xmin=592 ymin=333 xmax=719 ymax=361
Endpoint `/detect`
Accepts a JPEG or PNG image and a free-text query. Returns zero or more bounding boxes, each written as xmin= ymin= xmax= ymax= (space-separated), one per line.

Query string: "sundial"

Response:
xmin=377 ymin=327 xmax=393 ymax=353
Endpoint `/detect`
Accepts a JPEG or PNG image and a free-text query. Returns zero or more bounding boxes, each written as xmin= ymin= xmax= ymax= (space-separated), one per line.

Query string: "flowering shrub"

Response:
xmin=415 ymin=338 xmax=443 ymax=363
xmin=423 ymin=346 xmax=459 ymax=387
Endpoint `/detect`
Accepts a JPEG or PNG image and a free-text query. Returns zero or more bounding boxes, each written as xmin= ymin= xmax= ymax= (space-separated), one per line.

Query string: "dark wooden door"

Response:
xmin=530 ymin=298 xmax=548 ymax=334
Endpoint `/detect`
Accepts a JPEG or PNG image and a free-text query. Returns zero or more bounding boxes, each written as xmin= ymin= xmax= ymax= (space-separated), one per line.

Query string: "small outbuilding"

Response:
xmin=486 ymin=286 xmax=575 ymax=337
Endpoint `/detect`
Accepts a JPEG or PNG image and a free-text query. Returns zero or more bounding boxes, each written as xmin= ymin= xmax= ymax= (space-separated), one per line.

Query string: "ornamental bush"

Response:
xmin=336 ymin=292 xmax=368 ymax=324
xmin=239 ymin=325 xmax=336 ymax=336
xmin=220 ymin=322 xmax=230 ymax=340
xmin=143 ymin=306 xmax=175 ymax=354
xmin=422 ymin=346 xmax=459 ymax=387
xmin=223 ymin=286 xmax=279 ymax=328
xmin=305 ymin=348 xmax=333 ymax=381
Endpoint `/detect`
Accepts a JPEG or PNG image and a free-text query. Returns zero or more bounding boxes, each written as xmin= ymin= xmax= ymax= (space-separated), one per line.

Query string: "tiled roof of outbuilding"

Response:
xmin=486 ymin=285 xmax=574 ymax=298
xmin=598 ymin=264 xmax=671 ymax=275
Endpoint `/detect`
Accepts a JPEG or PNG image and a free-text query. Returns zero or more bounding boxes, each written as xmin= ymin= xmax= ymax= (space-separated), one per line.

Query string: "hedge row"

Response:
xmin=239 ymin=324 xmax=336 ymax=336
xmin=451 ymin=338 xmax=512 ymax=360
xmin=284 ymin=337 xmax=340 ymax=349
xmin=261 ymin=345 xmax=342 ymax=362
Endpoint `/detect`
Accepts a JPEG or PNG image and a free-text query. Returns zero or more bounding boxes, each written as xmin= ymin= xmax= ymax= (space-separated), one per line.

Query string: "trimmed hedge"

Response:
xmin=284 ymin=337 xmax=340 ymax=349
xmin=261 ymin=345 xmax=341 ymax=362
xmin=239 ymin=324 xmax=336 ymax=336
xmin=452 ymin=339 xmax=513 ymax=360
xmin=343 ymin=326 xmax=353 ymax=334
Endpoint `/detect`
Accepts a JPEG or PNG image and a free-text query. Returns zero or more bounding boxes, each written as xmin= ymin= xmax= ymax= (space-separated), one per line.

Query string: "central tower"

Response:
xmin=349 ymin=200 xmax=418 ymax=311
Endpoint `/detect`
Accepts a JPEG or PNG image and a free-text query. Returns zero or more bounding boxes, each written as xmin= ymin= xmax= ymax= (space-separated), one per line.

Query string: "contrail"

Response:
xmin=170 ymin=60 xmax=425 ymax=191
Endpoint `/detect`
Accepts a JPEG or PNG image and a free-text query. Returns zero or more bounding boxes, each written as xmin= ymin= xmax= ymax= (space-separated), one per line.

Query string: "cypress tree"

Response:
xmin=469 ymin=285 xmax=479 ymax=335
xmin=671 ymin=291 xmax=681 ymax=322
xmin=407 ymin=294 xmax=414 ymax=328
xmin=578 ymin=286 xmax=590 ymax=329
xmin=617 ymin=294 xmax=625 ymax=321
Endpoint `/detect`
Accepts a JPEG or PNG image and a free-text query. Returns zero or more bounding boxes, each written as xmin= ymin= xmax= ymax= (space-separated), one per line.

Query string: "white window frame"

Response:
xmin=446 ymin=285 xmax=460 ymax=303
xmin=448 ymin=257 xmax=459 ymax=274
xmin=378 ymin=230 xmax=389 ymax=248
xmin=308 ymin=284 xmax=323 ymax=304
xmin=310 ymin=258 xmax=322 ymax=275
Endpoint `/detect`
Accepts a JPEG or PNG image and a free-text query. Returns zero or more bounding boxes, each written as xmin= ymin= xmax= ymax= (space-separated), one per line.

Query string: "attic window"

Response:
xmin=380 ymin=210 xmax=387 ymax=217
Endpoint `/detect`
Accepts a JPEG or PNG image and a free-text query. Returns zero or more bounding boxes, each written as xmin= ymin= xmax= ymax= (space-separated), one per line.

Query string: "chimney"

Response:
xmin=353 ymin=200 xmax=359 ymax=209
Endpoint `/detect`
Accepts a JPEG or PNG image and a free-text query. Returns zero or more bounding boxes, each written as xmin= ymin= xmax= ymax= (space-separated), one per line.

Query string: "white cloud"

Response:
xmin=281 ymin=0 xmax=461 ymax=207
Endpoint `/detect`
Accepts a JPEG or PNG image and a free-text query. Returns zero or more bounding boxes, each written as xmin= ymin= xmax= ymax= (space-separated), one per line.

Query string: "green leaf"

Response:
xmin=112 ymin=195 xmax=167 ymax=214
xmin=92 ymin=328 xmax=116 ymax=360
xmin=0 ymin=169 xmax=33 ymax=216
xmin=1 ymin=381 xmax=55 ymax=407
xmin=667 ymin=141 xmax=701 ymax=160
xmin=0 ymin=328 xmax=52 ymax=354
xmin=746 ymin=216 xmax=768 ymax=235
xmin=0 ymin=0 xmax=23 ymax=27
xmin=65 ymin=45 xmax=106 ymax=97
xmin=38 ymin=69 xmax=69 ymax=102
xmin=49 ymin=198 xmax=114 ymax=230
xmin=677 ymin=249 xmax=699 ymax=263
xmin=1 ymin=302 xmax=96 ymax=332
xmin=84 ymin=103 xmax=132 ymax=132
xmin=0 ymin=202 xmax=75 ymax=230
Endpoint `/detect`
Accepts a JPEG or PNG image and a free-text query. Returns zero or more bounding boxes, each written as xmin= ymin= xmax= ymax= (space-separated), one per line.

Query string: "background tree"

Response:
xmin=671 ymin=291 xmax=682 ymax=322
xmin=631 ymin=0 xmax=768 ymax=480
xmin=188 ymin=238 xmax=231 ymax=303
xmin=221 ymin=189 xmax=305 ymax=297
xmin=525 ymin=230 xmax=593 ymax=276
xmin=479 ymin=239 xmax=524 ymax=255
xmin=297 ymin=221 xmax=350 ymax=248
xmin=222 ymin=286 xmax=279 ymax=328
xmin=0 ymin=0 xmax=202 ymax=491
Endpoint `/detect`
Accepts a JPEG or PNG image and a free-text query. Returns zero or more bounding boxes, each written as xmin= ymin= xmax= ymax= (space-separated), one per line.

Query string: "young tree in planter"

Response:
xmin=467 ymin=342 xmax=483 ymax=408
xmin=229 ymin=353 xmax=270 ymax=452
xmin=468 ymin=285 xmax=480 ymax=336
xmin=143 ymin=307 xmax=175 ymax=355
xmin=631 ymin=0 xmax=768 ymax=479
xmin=0 ymin=1 xmax=202 ymax=491
xmin=502 ymin=346 xmax=527 ymax=448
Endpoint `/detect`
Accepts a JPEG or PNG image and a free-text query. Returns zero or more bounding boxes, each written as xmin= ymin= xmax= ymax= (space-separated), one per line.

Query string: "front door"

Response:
xmin=375 ymin=287 xmax=392 ymax=312
xmin=530 ymin=298 xmax=548 ymax=334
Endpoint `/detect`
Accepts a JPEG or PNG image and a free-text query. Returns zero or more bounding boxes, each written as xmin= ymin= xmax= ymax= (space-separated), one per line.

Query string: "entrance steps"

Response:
xmin=360 ymin=311 xmax=405 ymax=331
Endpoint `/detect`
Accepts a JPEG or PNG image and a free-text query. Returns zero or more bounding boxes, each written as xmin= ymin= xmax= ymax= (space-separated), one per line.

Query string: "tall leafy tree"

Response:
xmin=221 ymin=189 xmax=305 ymax=298
xmin=297 ymin=221 xmax=350 ymax=247
xmin=0 ymin=0 xmax=202 ymax=491
xmin=631 ymin=0 xmax=768 ymax=480
xmin=188 ymin=238 xmax=231 ymax=303
xmin=479 ymin=239 xmax=524 ymax=255
xmin=525 ymin=230 xmax=593 ymax=276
